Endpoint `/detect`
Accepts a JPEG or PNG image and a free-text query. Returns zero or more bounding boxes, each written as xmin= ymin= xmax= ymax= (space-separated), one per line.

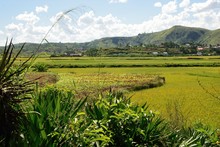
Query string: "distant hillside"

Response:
xmin=74 ymin=25 xmax=220 ymax=49
xmin=1 ymin=25 xmax=220 ymax=55
xmin=86 ymin=25 xmax=220 ymax=48
xmin=143 ymin=25 xmax=209 ymax=44
xmin=199 ymin=29 xmax=220 ymax=45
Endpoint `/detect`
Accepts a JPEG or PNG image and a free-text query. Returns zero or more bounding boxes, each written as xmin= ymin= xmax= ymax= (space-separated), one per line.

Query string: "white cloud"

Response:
xmin=16 ymin=12 xmax=40 ymax=24
xmin=74 ymin=11 xmax=126 ymax=41
xmin=35 ymin=5 xmax=48 ymax=14
xmin=109 ymin=0 xmax=128 ymax=3
xmin=179 ymin=0 xmax=190 ymax=8
xmin=32 ymin=26 xmax=50 ymax=34
xmin=154 ymin=2 xmax=162 ymax=7
xmin=188 ymin=0 xmax=220 ymax=12
xmin=50 ymin=11 xmax=72 ymax=24
xmin=143 ymin=0 xmax=220 ymax=32
xmin=192 ymin=10 xmax=220 ymax=28
xmin=161 ymin=0 xmax=177 ymax=14
xmin=5 ymin=23 xmax=23 ymax=31
xmin=1 ymin=0 xmax=220 ymax=45
xmin=77 ymin=11 xmax=95 ymax=26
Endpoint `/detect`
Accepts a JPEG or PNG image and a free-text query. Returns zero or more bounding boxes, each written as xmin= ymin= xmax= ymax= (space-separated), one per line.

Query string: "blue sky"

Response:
xmin=0 ymin=0 xmax=220 ymax=45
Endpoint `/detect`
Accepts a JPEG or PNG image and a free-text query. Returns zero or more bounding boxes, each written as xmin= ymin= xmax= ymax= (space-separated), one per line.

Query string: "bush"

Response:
xmin=7 ymin=86 xmax=220 ymax=146
xmin=25 ymin=87 xmax=87 ymax=146
xmin=84 ymin=92 xmax=167 ymax=146
xmin=33 ymin=63 xmax=48 ymax=72
xmin=23 ymin=89 xmax=168 ymax=146
xmin=167 ymin=123 xmax=220 ymax=146
xmin=0 ymin=40 xmax=34 ymax=146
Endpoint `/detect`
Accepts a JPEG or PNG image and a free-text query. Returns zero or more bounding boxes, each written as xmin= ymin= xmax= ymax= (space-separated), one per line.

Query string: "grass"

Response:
xmin=25 ymin=72 xmax=59 ymax=87
xmin=17 ymin=56 xmax=220 ymax=127
xmin=2 ymin=48 xmax=220 ymax=145
xmin=129 ymin=67 xmax=220 ymax=128
xmin=16 ymin=56 xmax=220 ymax=68
xmin=51 ymin=72 xmax=164 ymax=98
xmin=49 ymin=66 xmax=220 ymax=128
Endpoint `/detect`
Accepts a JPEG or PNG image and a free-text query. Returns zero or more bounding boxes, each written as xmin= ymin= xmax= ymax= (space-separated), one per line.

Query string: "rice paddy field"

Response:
xmin=32 ymin=56 xmax=220 ymax=127
xmin=19 ymin=56 xmax=220 ymax=67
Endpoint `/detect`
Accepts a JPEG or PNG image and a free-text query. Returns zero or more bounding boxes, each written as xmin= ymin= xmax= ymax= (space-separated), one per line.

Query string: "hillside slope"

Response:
xmin=81 ymin=25 xmax=219 ymax=49
xmin=1 ymin=25 xmax=219 ymax=54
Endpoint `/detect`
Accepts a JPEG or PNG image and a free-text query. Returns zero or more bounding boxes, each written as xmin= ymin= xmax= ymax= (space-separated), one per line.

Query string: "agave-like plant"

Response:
xmin=0 ymin=39 xmax=34 ymax=145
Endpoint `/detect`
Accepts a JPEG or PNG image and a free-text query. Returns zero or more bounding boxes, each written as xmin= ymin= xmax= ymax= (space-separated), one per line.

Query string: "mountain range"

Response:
xmin=1 ymin=25 xmax=220 ymax=55
xmin=77 ymin=25 xmax=220 ymax=49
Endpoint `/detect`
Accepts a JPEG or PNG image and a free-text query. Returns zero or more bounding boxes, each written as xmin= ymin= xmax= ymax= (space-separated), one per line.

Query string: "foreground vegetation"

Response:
xmin=16 ymin=88 xmax=220 ymax=146
xmin=1 ymin=41 xmax=220 ymax=146
xmin=3 ymin=85 xmax=220 ymax=146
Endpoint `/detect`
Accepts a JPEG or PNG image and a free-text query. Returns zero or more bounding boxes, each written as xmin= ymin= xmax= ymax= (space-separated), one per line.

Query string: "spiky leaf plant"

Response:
xmin=0 ymin=39 xmax=34 ymax=145
xmin=25 ymin=87 xmax=87 ymax=146
xmin=84 ymin=92 xmax=167 ymax=146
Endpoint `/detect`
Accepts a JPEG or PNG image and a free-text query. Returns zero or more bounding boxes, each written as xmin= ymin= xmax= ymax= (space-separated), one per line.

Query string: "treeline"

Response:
xmin=1 ymin=41 xmax=220 ymax=57
xmin=84 ymin=42 xmax=220 ymax=57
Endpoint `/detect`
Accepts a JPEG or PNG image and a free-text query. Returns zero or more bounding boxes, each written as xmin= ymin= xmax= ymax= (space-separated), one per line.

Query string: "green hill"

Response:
xmin=1 ymin=25 xmax=220 ymax=55
xmin=79 ymin=25 xmax=219 ymax=49
xmin=199 ymin=29 xmax=220 ymax=45
xmin=146 ymin=25 xmax=209 ymax=44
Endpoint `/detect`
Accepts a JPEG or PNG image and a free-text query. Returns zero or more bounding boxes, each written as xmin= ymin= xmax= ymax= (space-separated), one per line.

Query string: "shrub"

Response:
xmin=33 ymin=63 xmax=48 ymax=72
xmin=0 ymin=40 xmax=34 ymax=146
xmin=167 ymin=123 xmax=220 ymax=146
xmin=10 ymin=86 xmax=219 ymax=146
xmin=84 ymin=92 xmax=168 ymax=146
xmin=25 ymin=87 xmax=86 ymax=146
xmin=22 ymin=89 xmax=168 ymax=146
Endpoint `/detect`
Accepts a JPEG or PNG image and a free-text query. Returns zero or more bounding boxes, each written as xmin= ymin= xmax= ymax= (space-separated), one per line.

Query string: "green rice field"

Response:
xmin=20 ymin=56 xmax=220 ymax=68
xmin=33 ymin=56 xmax=220 ymax=127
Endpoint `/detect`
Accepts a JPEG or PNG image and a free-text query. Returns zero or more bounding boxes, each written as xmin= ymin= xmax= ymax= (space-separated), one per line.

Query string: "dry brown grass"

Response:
xmin=25 ymin=72 xmax=59 ymax=87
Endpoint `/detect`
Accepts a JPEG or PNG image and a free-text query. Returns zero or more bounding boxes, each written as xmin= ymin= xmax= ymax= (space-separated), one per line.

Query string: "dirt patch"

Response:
xmin=25 ymin=72 xmax=59 ymax=87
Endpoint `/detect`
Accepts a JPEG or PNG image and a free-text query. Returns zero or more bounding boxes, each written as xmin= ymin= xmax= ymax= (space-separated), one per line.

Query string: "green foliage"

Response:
xmin=167 ymin=123 xmax=220 ymax=146
xmin=33 ymin=63 xmax=48 ymax=72
xmin=85 ymin=48 xmax=100 ymax=56
xmin=2 ymin=85 xmax=218 ymax=146
xmin=24 ymin=88 xmax=168 ymax=146
xmin=0 ymin=39 xmax=34 ymax=145
xmin=162 ymin=41 xmax=179 ymax=48
xmin=24 ymin=87 xmax=86 ymax=146
xmin=84 ymin=92 xmax=168 ymax=146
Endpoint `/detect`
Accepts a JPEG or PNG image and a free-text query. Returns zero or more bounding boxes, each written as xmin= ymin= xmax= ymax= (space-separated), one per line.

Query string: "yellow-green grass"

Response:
xmin=129 ymin=67 xmax=220 ymax=128
xmin=19 ymin=56 xmax=220 ymax=127
xmin=17 ymin=56 xmax=220 ymax=67
xmin=52 ymin=71 xmax=161 ymax=98
xmin=49 ymin=67 xmax=220 ymax=127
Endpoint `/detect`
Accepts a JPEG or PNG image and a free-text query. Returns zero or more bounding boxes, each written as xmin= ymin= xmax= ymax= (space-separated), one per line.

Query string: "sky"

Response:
xmin=0 ymin=0 xmax=220 ymax=45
